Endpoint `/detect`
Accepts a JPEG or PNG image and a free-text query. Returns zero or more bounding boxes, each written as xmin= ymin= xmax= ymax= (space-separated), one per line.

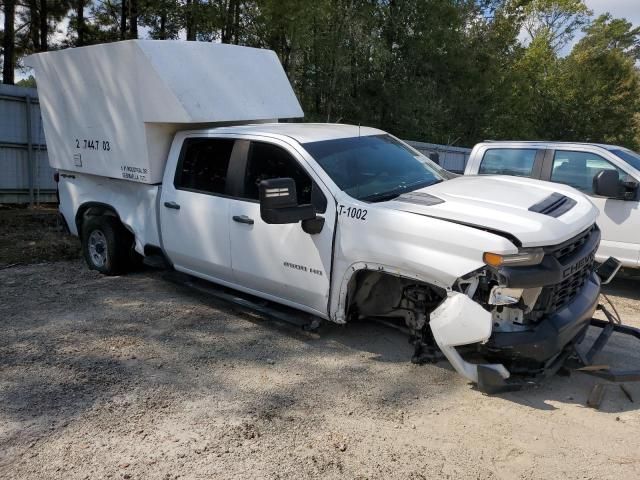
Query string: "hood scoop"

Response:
xmin=528 ymin=193 xmax=576 ymax=218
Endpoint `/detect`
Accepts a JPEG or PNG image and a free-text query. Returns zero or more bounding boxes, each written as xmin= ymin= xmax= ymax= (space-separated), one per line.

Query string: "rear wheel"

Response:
xmin=81 ymin=216 xmax=135 ymax=275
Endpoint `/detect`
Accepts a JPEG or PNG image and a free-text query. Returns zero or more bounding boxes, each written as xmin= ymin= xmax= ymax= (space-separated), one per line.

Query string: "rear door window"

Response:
xmin=551 ymin=150 xmax=626 ymax=195
xmin=478 ymin=148 xmax=538 ymax=177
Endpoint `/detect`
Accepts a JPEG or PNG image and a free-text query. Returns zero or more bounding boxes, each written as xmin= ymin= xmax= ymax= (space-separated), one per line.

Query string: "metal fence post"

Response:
xmin=25 ymin=94 xmax=35 ymax=206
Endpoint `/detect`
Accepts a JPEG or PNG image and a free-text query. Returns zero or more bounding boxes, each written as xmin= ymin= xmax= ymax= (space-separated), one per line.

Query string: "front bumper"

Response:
xmin=429 ymin=272 xmax=602 ymax=392
xmin=480 ymin=272 xmax=600 ymax=368
xmin=429 ymin=225 xmax=603 ymax=392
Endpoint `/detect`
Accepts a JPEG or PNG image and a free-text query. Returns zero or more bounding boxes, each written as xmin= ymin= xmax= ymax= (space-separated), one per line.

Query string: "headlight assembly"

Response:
xmin=483 ymin=249 xmax=544 ymax=268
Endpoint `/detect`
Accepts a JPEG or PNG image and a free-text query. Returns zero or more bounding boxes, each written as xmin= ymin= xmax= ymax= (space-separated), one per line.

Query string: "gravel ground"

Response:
xmin=1 ymin=211 xmax=640 ymax=479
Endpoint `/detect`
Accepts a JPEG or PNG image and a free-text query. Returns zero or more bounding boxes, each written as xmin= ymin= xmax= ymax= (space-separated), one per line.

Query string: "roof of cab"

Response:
xmin=190 ymin=123 xmax=386 ymax=144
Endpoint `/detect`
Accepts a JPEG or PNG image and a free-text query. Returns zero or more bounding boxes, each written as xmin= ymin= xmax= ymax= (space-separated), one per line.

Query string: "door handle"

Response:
xmin=164 ymin=201 xmax=180 ymax=210
xmin=233 ymin=215 xmax=254 ymax=225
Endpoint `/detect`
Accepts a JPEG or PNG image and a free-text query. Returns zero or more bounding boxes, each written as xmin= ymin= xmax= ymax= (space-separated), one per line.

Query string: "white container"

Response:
xmin=25 ymin=40 xmax=303 ymax=184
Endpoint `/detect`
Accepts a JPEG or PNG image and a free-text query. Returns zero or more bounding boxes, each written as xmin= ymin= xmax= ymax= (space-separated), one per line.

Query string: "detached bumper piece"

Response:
xmin=477 ymin=304 xmax=640 ymax=393
xmin=573 ymin=306 xmax=640 ymax=383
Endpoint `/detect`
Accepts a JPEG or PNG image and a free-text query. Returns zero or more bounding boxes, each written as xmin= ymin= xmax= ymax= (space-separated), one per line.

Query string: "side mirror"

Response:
xmin=259 ymin=178 xmax=316 ymax=224
xmin=593 ymin=170 xmax=621 ymax=198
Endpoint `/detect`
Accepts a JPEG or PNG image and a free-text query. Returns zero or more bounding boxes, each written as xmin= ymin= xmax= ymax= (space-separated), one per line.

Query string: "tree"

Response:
xmin=3 ymin=0 xmax=16 ymax=84
xmin=522 ymin=0 xmax=591 ymax=52
xmin=39 ymin=0 xmax=47 ymax=50
xmin=139 ymin=0 xmax=182 ymax=39
xmin=121 ymin=0 xmax=127 ymax=39
xmin=184 ymin=0 xmax=195 ymax=40
xmin=558 ymin=15 xmax=640 ymax=149
xmin=76 ymin=0 xmax=86 ymax=46
xmin=578 ymin=13 xmax=640 ymax=60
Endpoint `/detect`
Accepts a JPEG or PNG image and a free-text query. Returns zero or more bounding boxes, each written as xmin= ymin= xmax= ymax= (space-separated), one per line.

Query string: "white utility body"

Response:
xmin=465 ymin=142 xmax=640 ymax=268
xmin=28 ymin=41 xmax=606 ymax=392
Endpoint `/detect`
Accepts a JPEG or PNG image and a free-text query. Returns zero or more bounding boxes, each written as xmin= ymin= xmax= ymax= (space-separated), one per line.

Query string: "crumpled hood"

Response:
xmin=384 ymin=175 xmax=599 ymax=247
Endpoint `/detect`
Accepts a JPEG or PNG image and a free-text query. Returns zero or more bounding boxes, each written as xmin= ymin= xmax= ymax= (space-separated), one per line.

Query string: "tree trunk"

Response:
xmin=130 ymin=0 xmax=138 ymax=38
xmin=222 ymin=0 xmax=236 ymax=44
xmin=29 ymin=0 xmax=41 ymax=51
xmin=40 ymin=0 xmax=48 ymax=51
xmin=3 ymin=0 xmax=16 ymax=84
xmin=77 ymin=0 xmax=85 ymax=46
xmin=120 ymin=0 xmax=127 ymax=40
xmin=232 ymin=0 xmax=240 ymax=44
xmin=185 ymin=0 xmax=195 ymax=41
xmin=159 ymin=10 xmax=167 ymax=39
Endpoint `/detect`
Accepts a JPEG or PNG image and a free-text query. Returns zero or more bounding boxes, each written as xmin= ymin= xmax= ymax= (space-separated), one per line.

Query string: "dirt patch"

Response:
xmin=1 ymin=209 xmax=640 ymax=479
xmin=0 ymin=205 xmax=80 ymax=267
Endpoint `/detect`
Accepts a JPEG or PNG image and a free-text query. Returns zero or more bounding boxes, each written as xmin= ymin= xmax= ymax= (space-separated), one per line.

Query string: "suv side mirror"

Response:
xmin=593 ymin=170 xmax=622 ymax=198
xmin=259 ymin=178 xmax=316 ymax=224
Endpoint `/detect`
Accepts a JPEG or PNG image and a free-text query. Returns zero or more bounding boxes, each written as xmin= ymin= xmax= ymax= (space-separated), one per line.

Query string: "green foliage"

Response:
xmin=16 ymin=74 xmax=37 ymax=87
xmin=3 ymin=0 xmax=640 ymax=150
xmin=522 ymin=0 xmax=591 ymax=51
xmin=559 ymin=15 xmax=640 ymax=149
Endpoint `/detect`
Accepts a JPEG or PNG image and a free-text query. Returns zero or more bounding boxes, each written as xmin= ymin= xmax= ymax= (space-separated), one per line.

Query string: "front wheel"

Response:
xmin=81 ymin=216 xmax=134 ymax=275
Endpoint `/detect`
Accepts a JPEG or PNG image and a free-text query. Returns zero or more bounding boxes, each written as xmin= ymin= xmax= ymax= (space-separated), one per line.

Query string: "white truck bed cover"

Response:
xmin=25 ymin=40 xmax=303 ymax=184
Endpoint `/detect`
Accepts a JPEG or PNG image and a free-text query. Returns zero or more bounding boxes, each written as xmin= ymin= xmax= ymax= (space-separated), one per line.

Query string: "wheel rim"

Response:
xmin=88 ymin=230 xmax=108 ymax=268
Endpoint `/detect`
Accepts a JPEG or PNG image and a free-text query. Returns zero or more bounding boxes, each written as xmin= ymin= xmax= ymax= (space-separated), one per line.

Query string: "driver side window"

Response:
xmin=551 ymin=150 xmax=625 ymax=195
xmin=241 ymin=141 xmax=327 ymax=211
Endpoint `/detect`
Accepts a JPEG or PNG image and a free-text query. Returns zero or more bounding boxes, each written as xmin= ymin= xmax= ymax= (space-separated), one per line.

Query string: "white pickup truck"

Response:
xmin=28 ymin=41 xmax=612 ymax=392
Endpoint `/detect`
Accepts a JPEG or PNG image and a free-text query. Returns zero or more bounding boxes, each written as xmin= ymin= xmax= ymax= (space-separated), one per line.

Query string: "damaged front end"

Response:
xmin=344 ymin=224 xmax=640 ymax=393
xmin=428 ymin=224 xmax=609 ymax=392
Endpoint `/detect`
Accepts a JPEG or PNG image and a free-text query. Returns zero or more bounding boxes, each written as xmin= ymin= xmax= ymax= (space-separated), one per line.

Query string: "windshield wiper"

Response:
xmin=362 ymin=179 xmax=442 ymax=203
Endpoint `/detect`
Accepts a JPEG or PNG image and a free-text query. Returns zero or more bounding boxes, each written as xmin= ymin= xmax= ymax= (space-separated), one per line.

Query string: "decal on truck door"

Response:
xmin=284 ymin=261 xmax=324 ymax=276
xmin=338 ymin=205 xmax=367 ymax=221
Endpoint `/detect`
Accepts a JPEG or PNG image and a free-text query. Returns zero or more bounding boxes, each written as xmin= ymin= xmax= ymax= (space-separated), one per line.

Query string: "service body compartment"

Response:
xmin=25 ymin=40 xmax=303 ymax=184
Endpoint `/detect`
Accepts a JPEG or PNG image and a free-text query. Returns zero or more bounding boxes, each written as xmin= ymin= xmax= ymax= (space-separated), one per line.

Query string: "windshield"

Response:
xmin=302 ymin=134 xmax=446 ymax=202
xmin=610 ymin=148 xmax=640 ymax=172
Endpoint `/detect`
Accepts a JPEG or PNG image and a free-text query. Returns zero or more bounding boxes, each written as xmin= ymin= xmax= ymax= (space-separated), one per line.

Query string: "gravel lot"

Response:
xmin=1 ymin=209 xmax=640 ymax=479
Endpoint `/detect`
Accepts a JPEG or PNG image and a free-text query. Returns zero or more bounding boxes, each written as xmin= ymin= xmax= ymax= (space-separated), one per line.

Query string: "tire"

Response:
xmin=81 ymin=216 xmax=135 ymax=275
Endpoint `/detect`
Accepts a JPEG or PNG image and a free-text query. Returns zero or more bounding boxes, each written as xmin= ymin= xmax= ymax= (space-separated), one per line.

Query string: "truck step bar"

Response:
xmin=163 ymin=270 xmax=322 ymax=332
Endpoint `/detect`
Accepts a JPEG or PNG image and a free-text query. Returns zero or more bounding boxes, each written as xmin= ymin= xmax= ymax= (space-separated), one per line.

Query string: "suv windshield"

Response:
xmin=610 ymin=148 xmax=640 ymax=172
xmin=302 ymin=134 xmax=445 ymax=202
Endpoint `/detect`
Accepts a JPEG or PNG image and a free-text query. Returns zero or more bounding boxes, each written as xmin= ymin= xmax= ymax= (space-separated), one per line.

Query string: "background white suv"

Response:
xmin=465 ymin=142 xmax=640 ymax=268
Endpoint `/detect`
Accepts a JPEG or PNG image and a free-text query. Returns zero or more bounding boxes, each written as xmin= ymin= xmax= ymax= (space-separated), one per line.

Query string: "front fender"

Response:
xmin=328 ymin=197 xmax=518 ymax=322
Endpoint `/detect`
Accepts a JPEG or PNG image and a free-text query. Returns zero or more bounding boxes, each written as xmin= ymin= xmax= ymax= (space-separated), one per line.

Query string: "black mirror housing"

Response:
xmin=593 ymin=170 xmax=621 ymax=198
xmin=259 ymin=178 xmax=316 ymax=224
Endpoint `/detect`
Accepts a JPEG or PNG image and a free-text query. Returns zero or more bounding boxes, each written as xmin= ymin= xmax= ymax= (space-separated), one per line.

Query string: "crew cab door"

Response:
xmin=227 ymin=138 xmax=335 ymax=317
xmin=541 ymin=148 xmax=640 ymax=267
xmin=159 ymin=137 xmax=238 ymax=281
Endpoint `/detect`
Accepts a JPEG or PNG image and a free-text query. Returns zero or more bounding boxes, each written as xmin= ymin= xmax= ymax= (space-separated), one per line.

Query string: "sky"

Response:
xmin=585 ymin=0 xmax=640 ymax=26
